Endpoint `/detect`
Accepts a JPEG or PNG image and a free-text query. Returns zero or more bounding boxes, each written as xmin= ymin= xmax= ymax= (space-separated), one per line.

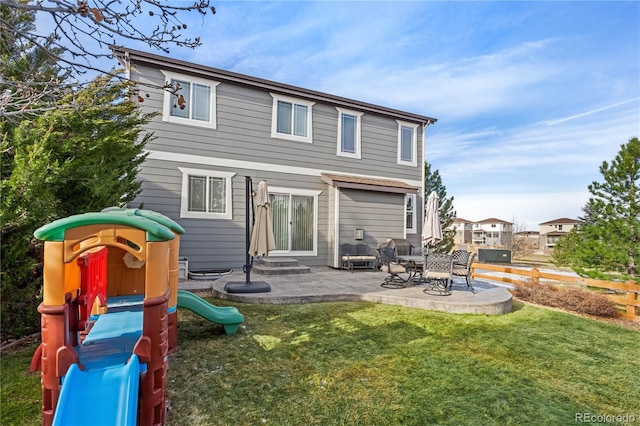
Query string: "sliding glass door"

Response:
xmin=270 ymin=192 xmax=315 ymax=253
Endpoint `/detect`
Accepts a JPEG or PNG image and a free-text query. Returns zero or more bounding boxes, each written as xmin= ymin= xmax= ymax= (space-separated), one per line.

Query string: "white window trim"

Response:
xmin=268 ymin=186 xmax=322 ymax=256
xmin=396 ymin=120 xmax=418 ymax=167
xmin=336 ymin=107 xmax=363 ymax=159
xmin=178 ymin=167 xmax=236 ymax=219
xmin=161 ymin=70 xmax=220 ymax=129
xmin=405 ymin=193 xmax=417 ymax=234
xmin=270 ymin=93 xmax=315 ymax=143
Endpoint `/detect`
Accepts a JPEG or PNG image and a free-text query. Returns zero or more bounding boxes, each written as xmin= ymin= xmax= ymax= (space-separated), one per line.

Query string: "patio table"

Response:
xmin=399 ymin=254 xmax=452 ymax=295
xmin=397 ymin=255 xmax=425 ymax=282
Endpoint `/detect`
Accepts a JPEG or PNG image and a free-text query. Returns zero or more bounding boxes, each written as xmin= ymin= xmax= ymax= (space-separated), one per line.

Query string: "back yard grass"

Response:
xmin=2 ymin=300 xmax=639 ymax=425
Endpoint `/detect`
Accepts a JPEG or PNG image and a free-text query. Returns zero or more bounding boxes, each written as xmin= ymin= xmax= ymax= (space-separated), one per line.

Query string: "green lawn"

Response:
xmin=2 ymin=300 xmax=639 ymax=425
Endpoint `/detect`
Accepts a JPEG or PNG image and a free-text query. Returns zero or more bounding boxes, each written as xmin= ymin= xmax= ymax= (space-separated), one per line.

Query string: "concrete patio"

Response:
xmin=179 ymin=267 xmax=513 ymax=315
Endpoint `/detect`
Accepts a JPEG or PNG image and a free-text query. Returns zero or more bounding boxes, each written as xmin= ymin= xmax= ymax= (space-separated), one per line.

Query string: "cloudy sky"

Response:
xmin=45 ymin=1 xmax=640 ymax=230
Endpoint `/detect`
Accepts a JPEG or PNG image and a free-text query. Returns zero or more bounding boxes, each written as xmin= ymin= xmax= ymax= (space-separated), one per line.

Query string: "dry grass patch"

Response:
xmin=511 ymin=281 xmax=620 ymax=318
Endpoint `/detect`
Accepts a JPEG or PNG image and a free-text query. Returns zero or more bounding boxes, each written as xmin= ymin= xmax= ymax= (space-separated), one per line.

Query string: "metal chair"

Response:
xmin=423 ymin=252 xmax=453 ymax=295
xmin=379 ymin=246 xmax=410 ymax=288
xmin=451 ymin=250 xmax=470 ymax=267
xmin=452 ymin=252 xmax=476 ymax=292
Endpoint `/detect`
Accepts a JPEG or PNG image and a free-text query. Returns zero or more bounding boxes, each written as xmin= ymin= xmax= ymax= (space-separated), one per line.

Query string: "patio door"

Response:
xmin=269 ymin=192 xmax=315 ymax=253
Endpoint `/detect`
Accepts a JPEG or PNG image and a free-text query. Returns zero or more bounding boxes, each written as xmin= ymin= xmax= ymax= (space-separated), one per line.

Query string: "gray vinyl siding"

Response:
xmin=127 ymin=61 xmax=426 ymax=271
xmin=131 ymin=158 xmax=331 ymax=270
xmin=132 ymin=64 xmax=423 ymax=182
xmin=337 ymin=189 xmax=405 ymax=256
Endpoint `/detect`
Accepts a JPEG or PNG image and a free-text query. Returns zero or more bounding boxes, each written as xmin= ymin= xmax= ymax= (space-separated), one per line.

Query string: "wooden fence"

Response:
xmin=471 ymin=263 xmax=640 ymax=320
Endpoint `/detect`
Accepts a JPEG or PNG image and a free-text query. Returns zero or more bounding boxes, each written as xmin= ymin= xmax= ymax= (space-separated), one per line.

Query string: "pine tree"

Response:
xmin=0 ymin=4 xmax=70 ymax=120
xmin=567 ymin=137 xmax=639 ymax=280
xmin=1 ymin=74 xmax=154 ymax=339
xmin=424 ymin=162 xmax=456 ymax=252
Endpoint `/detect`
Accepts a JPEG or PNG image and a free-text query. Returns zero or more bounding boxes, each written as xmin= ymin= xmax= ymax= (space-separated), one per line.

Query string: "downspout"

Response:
xmin=333 ymin=187 xmax=340 ymax=268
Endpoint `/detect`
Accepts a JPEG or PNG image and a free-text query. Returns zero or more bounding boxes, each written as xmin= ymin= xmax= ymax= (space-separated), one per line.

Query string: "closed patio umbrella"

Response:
xmin=249 ymin=180 xmax=276 ymax=257
xmin=422 ymin=191 xmax=443 ymax=249
xmin=225 ymin=177 xmax=272 ymax=293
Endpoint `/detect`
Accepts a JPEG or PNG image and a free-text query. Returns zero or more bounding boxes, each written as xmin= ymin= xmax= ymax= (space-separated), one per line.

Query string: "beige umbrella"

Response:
xmin=422 ymin=191 xmax=443 ymax=248
xmin=248 ymin=180 xmax=276 ymax=257
xmin=226 ymin=177 xmax=272 ymax=293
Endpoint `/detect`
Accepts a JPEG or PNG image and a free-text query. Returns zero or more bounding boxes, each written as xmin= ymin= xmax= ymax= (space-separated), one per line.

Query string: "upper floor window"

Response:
xmin=336 ymin=107 xmax=363 ymax=159
xmin=405 ymin=194 xmax=416 ymax=233
xmin=270 ymin=93 xmax=315 ymax=143
xmin=396 ymin=120 xmax=418 ymax=166
xmin=178 ymin=167 xmax=236 ymax=219
xmin=161 ymin=70 xmax=219 ymax=128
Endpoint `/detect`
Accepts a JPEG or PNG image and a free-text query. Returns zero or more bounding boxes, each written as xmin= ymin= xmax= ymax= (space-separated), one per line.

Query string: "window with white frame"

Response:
xmin=405 ymin=193 xmax=417 ymax=233
xmin=396 ymin=120 xmax=418 ymax=166
xmin=270 ymin=93 xmax=314 ymax=143
xmin=336 ymin=107 xmax=363 ymax=158
xmin=161 ymin=70 xmax=219 ymax=128
xmin=178 ymin=168 xmax=235 ymax=219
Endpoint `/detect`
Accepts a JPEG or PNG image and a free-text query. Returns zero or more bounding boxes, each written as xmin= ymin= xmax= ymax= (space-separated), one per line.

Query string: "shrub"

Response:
xmin=511 ymin=281 xmax=620 ymax=318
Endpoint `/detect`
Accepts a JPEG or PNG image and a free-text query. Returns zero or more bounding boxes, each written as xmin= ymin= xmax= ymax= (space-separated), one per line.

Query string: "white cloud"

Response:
xmin=315 ymin=38 xmax=560 ymax=120
xmin=544 ymin=98 xmax=640 ymax=126
xmin=429 ymin=100 xmax=638 ymax=231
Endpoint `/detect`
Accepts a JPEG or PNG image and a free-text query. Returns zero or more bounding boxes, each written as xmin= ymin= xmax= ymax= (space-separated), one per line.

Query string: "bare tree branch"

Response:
xmin=1 ymin=1 xmax=216 ymax=119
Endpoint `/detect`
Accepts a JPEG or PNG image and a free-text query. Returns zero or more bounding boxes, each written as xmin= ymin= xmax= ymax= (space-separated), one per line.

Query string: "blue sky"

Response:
xmin=43 ymin=1 xmax=640 ymax=230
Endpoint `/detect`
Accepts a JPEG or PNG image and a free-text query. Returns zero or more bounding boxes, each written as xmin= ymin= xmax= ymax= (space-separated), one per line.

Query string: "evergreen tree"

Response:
xmin=554 ymin=137 xmax=639 ymax=280
xmin=1 ymin=74 xmax=154 ymax=339
xmin=424 ymin=162 xmax=456 ymax=252
xmin=0 ymin=3 xmax=70 ymax=120
xmin=551 ymin=227 xmax=580 ymax=268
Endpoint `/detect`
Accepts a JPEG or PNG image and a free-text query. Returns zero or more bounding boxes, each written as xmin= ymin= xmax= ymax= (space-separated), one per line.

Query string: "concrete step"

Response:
xmin=252 ymin=264 xmax=311 ymax=275
xmin=257 ymin=257 xmax=300 ymax=268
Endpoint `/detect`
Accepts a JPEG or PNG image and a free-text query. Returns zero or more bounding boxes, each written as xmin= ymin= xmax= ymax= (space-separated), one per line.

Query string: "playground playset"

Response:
xmin=29 ymin=208 xmax=244 ymax=426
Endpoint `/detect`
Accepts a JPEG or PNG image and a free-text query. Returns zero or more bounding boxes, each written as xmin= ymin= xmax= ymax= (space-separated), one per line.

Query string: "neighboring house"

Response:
xmin=471 ymin=218 xmax=513 ymax=247
xmin=448 ymin=217 xmax=474 ymax=246
xmin=514 ymin=231 xmax=540 ymax=250
xmin=113 ymin=47 xmax=437 ymax=271
xmin=538 ymin=218 xmax=580 ymax=252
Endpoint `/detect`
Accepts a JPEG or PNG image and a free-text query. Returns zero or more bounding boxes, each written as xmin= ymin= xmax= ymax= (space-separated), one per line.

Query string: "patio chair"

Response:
xmin=379 ymin=246 xmax=410 ymax=288
xmin=339 ymin=244 xmax=357 ymax=271
xmin=406 ymin=245 xmax=427 ymax=275
xmin=452 ymin=252 xmax=476 ymax=292
xmin=451 ymin=250 xmax=470 ymax=267
xmin=423 ymin=252 xmax=453 ymax=295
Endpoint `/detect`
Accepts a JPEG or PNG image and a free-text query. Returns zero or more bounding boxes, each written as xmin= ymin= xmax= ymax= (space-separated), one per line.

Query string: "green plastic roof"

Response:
xmin=101 ymin=207 xmax=185 ymax=234
xmin=34 ymin=212 xmax=176 ymax=242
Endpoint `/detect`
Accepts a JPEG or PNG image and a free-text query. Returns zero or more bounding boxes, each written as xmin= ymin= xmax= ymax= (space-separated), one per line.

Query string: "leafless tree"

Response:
xmin=509 ymin=218 xmax=538 ymax=259
xmin=1 ymin=0 xmax=216 ymax=118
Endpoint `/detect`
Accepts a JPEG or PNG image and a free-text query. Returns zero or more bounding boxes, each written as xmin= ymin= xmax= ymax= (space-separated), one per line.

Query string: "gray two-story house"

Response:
xmin=114 ymin=47 xmax=437 ymax=271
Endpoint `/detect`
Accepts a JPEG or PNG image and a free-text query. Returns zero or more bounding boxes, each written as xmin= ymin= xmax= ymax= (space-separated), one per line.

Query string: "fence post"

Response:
xmin=531 ymin=268 xmax=540 ymax=285
xmin=625 ymin=280 xmax=638 ymax=319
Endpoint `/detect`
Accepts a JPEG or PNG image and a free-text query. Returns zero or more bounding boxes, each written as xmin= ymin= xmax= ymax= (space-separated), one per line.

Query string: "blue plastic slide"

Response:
xmin=177 ymin=290 xmax=244 ymax=334
xmin=52 ymin=355 xmax=141 ymax=426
